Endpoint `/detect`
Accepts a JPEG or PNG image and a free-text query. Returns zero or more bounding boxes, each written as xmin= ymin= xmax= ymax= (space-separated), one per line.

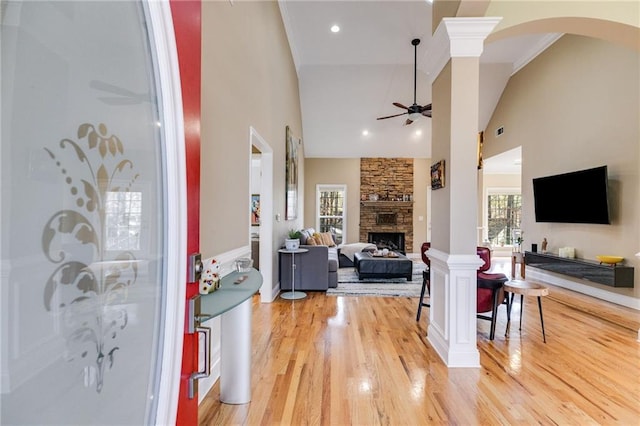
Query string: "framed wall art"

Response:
xmin=431 ymin=160 xmax=445 ymax=190
xmin=285 ymin=125 xmax=299 ymax=220
xmin=477 ymin=131 xmax=484 ymax=170
xmin=251 ymin=194 xmax=260 ymax=226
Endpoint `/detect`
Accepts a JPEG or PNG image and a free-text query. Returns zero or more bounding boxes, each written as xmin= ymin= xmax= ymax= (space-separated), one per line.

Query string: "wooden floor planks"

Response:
xmin=198 ymin=283 xmax=640 ymax=425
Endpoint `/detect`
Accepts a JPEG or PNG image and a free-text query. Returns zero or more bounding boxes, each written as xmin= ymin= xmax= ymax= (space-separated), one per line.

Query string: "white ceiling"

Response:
xmin=483 ymin=146 xmax=522 ymax=175
xmin=279 ymin=1 xmax=560 ymax=172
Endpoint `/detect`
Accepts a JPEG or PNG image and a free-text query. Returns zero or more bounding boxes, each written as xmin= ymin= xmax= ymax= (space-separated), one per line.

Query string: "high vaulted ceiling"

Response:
xmin=278 ymin=0 xmax=561 ymax=165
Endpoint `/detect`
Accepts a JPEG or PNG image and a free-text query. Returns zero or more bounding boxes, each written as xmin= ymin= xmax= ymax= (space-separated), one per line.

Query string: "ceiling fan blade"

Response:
xmin=90 ymin=80 xmax=139 ymax=97
xmin=404 ymin=118 xmax=414 ymax=126
xmin=393 ymin=102 xmax=409 ymax=110
xmin=422 ymin=110 xmax=432 ymax=118
xmin=420 ymin=104 xmax=432 ymax=112
xmin=91 ymin=80 xmax=154 ymax=105
xmin=376 ymin=112 xmax=408 ymax=120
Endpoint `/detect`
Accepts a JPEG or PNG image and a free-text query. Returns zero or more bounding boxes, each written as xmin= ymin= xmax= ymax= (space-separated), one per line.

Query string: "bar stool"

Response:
xmin=476 ymin=246 xmax=509 ymax=340
xmin=416 ymin=242 xmax=430 ymax=321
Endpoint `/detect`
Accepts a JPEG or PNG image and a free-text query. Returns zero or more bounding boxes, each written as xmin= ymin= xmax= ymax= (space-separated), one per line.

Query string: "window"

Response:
xmin=486 ymin=192 xmax=521 ymax=246
xmin=316 ymin=185 xmax=346 ymax=244
xmin=105 ymin=191 xmax=142 ymax=251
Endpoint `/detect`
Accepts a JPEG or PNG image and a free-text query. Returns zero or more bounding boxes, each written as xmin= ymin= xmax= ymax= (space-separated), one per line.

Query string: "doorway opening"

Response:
xmin=250 ymin=127 xmax=275 ymax=302
xmin=480 ymin=146 xmax=522 ymax=257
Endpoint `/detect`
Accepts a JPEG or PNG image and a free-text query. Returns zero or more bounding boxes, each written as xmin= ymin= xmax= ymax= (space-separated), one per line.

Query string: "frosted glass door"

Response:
xmin=1 ymin=1 xmax=177 ymax=424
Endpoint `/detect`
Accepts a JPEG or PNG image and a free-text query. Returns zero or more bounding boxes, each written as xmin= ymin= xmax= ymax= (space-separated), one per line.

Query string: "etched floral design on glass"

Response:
xmin=41 ymin=123 xmax=139 ymax=392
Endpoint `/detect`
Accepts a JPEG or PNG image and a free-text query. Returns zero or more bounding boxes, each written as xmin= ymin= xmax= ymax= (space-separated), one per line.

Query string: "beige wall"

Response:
xmin=304 ymin=158 xmax=430 ymax=252
xmin=484 ymin=34 xmax=639 ymax=294
xmin=482 ymin=173 xmax=521 ymax=191
xmin=433 ymin=0 xmax=461 ymax=32
xmin=434 ymin=0 xmax=640 ymax=45
xmin=485 ymin=1 xmax=640 ymax=50
xmin=201 ymin=2 xmax=302 ymax=260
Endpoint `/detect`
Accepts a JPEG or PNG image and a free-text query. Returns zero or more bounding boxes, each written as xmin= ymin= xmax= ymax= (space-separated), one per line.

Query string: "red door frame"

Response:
xmin=169 ymin=1 xmax=201 ymax=424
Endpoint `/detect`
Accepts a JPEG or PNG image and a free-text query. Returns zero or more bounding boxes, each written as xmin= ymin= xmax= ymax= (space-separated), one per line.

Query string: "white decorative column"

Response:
xmin=425 ymin=17 xmax=501 ymax=367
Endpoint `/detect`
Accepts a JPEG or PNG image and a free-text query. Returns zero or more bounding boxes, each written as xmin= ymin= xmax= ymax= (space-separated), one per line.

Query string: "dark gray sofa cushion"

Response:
xmin=328 ymin=247 xmax=339 ymax=272
xmin=279 ymin=244 xmax=338 ymax=290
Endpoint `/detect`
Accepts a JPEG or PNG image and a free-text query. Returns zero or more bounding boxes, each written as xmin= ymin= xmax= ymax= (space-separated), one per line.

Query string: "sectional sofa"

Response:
xmin=279 ymin=228 xmax=339 ymax=291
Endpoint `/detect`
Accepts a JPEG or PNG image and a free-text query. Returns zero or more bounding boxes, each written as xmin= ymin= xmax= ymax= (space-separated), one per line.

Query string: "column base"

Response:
xmin=426 ymin=248 xmax=484 ymax=368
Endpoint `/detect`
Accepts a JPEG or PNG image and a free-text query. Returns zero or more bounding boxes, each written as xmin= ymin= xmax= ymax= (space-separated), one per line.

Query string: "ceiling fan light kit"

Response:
xmin=377 ymin=38 xmax=432 ymax=126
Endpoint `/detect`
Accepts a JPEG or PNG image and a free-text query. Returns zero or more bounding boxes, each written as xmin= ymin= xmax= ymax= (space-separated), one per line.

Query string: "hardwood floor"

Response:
xmin=198 ymin=277 xmax=640 ymax=425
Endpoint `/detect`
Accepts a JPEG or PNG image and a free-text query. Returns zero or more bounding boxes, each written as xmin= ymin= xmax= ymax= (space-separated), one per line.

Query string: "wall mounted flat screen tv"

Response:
xmin=532 ymin=165 xmax=611 ymax=224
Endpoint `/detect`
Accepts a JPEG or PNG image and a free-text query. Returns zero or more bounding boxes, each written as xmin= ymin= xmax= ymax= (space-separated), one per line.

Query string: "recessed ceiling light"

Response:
xmin=415 ymin=130 xmax=422 ymax=136
xmin=330 ymin=24 xmax=340 ymax=33
xmin=362 ymin=130 xmax=369 ymax=136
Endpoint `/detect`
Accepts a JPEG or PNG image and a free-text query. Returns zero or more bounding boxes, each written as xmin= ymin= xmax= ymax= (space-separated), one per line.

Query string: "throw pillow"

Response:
xmin=304 ymin=228 xmax=316 ymax=239
xmin=320 ymin=232 xmax=336 ymax=247
xmin=306 ymin=236 xmax=318 ymax=246
xmin=299 ymin=229 xmax=312 ymax=244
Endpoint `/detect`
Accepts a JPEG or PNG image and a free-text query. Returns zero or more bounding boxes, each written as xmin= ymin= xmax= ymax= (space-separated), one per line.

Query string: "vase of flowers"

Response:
xmin=515 ymin=232 xmax=524 ymax=253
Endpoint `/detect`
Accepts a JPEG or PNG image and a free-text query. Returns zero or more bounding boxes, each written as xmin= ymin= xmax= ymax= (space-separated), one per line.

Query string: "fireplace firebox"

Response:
xmin=368 ymin=232 xmax=405 ymax=254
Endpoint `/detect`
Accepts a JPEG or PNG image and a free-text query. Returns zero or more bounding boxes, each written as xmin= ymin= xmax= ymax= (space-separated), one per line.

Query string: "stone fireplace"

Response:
xmin=368 ymin=232 xmax=405 ymax=253
xmin=376 ymin=212 xmax=397 ymax=225
xmin=359 ymin=158 xmax=414 ymax=252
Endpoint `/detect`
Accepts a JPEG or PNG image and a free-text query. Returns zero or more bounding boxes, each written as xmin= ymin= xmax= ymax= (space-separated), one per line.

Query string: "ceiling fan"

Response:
xmin=89 ymin=80 xmax=154 ymax=105
xmin=376 ymin=38 xmax=432 ymax=125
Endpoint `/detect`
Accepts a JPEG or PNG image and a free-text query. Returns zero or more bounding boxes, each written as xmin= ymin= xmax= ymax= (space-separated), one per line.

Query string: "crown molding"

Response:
xmin=278 ymin=0 xmax=301 ymax=76
xmin=512 ymin=33 xmax=564 ymax=75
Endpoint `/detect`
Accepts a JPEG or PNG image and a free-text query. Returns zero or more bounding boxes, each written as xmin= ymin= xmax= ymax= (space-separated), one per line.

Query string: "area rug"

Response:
xmin=327 ymin=264 xmax=426 ymax=297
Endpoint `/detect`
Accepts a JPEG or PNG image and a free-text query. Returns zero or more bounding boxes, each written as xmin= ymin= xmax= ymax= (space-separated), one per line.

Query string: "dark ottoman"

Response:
xmin=353 ymin=251 xmax=413 ymax=280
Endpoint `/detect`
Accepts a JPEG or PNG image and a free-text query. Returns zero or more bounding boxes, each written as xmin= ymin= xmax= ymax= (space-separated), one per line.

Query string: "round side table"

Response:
xmin=504 ymin=279 xmax=549 ymax=343
xmin=278 ymin=248 xmax=308 ymax=300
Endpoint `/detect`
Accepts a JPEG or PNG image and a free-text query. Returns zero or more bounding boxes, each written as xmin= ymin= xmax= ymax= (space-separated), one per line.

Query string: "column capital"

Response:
xmin=443 ymin=17 xmax=503 ymax=57
xmin=426 ymin=17 xmax=502 ymax=83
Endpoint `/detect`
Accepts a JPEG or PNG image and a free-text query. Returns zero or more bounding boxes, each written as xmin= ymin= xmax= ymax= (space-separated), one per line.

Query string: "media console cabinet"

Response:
xmin=524 ymin=251 xmax=634 ymax=288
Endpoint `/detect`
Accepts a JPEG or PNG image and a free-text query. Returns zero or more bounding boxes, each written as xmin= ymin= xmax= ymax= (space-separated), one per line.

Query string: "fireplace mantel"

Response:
xmin=360 ymin=201 xmax=413 ymax=207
